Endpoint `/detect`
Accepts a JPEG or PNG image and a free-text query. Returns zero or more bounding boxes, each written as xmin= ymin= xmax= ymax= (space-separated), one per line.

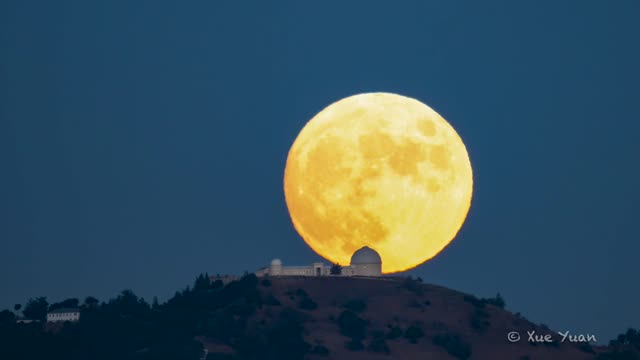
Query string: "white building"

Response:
xmin=255 ymin=246 xmax=382 ymax=277
xmin=47 ymin=308 xmax=80 ymax=323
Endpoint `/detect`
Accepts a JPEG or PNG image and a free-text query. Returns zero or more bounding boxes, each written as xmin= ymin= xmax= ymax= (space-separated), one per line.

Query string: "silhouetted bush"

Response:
xmin=260 ymin=279 xmax=272 ymax=287
xmin=404 ymin=325 xmax=425 ymax=344
xmin=310 ymin=344 xmax=329 ymax=356
xmin=596 ymin=350 xmax=639 ymax=360
xmin=228 ymin=298 xmax=256 ymax=317
xmin=0 ymin=310 xmax=15 ymax=324
xmin=345 ymin=339 xmax=364 ymax=351
xmin=22 ymin=297 xmax=48 ymax=321
xmin=463 ymin=295 xmax=485 ymax=309
xmin=610 ymin=328 xmax=640 ymax=347
xmin=264 ymin=294 xmax=281 ymax=306
xmin=295 ymin=288 xmax=308 ymax=297
xmin=482 ymin=293 xmax=506 ymax=308
xmin=49 ymin=298 xmax=79 ymax=311
xmin=337 ymin=310 xmax=367 ymax=340
xmin=343 ymin=299 xmax=367 ymax=313
xmin=298 ymin=297 xmax=318 ymax=311
xmin=368 ymin=337 xmax=390 ymax=354
xmin=433 ymin=333 xmax=472 ymax=360
xmin=401 ymin=277 xmax=424 ymax=296
xmin=210 ymin=280 xmax=224 ymax=290
xmin=386 ymin=326 xmax=403 ymax=339
xmin=470 ymin=308 xmax=490 ymax=334
xmin=330 ymin=263 xmax=342 ymax=275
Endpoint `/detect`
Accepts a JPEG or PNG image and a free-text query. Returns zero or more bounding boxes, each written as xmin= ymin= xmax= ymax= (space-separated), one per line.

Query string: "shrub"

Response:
xmin=404 ymin=325 xmax=425 ymax=344
xmin=482 ymin=293 xmax=506 ymax=308
xmin=298 ymin=297 xmax=318 ymax=311
xmin=345 ymin=339 xmax=364 ymax=351
xmin=264 ymin=294 xmax=281 ymax=306
xmin=295 ymin=288 xmax=308 ymax=297
xmin=596 ymin=350 xmax=639 ymax=360
xmin=260 ymin=279 xmax=272 ymax=287
xmin=343 ymin=299 xmax=367 ymax=313
xmin=368 ymin=337 xmax=390 ymax=354
xmin=386 ymin=326 xmax=403 ymax=339
xmin=310 ymin=344 xmax=329 ymax=356
xmin=337 ymin=310 xmax=367 ymax=340
xmin=228 ymin=298 xmax=256 ymax=317
xmin=433 ymin=333 xmax=472 ymax=360
xmin=0 ymin=310 xmax=15 ymax=324
xmin=463 ymin=295 xmax=485 ymax=309
xmin=330 ymin=263 xmax=342 ymax=275
xmin=401 ymin=277 xmax=424 ymax=296
xmin=470 ymin=308 xmax=490 ymax=334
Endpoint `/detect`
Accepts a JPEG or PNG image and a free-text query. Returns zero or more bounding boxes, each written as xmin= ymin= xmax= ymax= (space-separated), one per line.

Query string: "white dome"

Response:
xmin=271 ymin=259 xmax=282 ymax=266
xmin=350 ymin=246 xmax=382 ymax=265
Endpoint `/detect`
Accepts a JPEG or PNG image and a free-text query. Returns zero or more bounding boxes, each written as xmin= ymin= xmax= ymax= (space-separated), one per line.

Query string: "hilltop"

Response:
xmin=1 ymin=274 xmax=639 ymax=360
xmin=199 ymin=276 xmax=635 ymax=360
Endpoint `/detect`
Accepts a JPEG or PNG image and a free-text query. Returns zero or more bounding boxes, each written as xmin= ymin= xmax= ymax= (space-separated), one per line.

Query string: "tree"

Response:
xmin=337 ymin=310 xmax=367 ymax=340
xmin=84 ymin=296 xmax=99 ymax=307
xmin=23 ymin=297 xmax=48 ymax=320
xmin=368 ymin=337 xmax=390 ymax=354
xmin=330 ymin=263 xmax=343 ymax=275
xmin=13 ymin=304 xmax=21 ymax=312
xmin=298 ymin=297 xmax=318 ymax=311
xmin=194 ymin=273 xmax=210 ymax=292
xmin=483 ymin=293 xmax=506 ymax=308
xmin=0 ymin=309 xmax=15 ymax=324
xmin=343 ymin=299 xmax=367 ymax=313
xmin=433 ymin=333 xmax=472 ymax=360
xmin=49 ymin=298 xmax=79 ymax=311
xmin=404 ymin=325 xmax=425 ymax=344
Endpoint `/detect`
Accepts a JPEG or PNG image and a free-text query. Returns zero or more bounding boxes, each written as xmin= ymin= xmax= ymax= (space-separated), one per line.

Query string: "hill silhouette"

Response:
xmin=1 ymin=274 xmax=638 ymax=360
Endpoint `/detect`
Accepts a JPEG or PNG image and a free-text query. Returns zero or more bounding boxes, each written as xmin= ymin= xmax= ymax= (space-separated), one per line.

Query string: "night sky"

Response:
xmin=2 ymin=1 xmax=639 ymax=343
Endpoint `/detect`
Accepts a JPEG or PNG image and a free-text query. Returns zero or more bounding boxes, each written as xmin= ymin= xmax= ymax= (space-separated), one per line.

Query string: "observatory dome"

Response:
xmin=350 ymin=246 xmax=382 ymax=265
xmin=271 ymin=259 xmax=282 ymax=266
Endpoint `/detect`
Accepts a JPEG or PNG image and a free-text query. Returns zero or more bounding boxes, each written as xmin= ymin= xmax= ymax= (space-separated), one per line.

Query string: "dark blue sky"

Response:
xmin=1 ymin=1 xmax=638 ymax=342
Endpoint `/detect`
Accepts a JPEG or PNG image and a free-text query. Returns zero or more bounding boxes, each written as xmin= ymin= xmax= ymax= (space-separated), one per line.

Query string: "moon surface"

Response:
xmin=284 ymin=93 xmax=473 ymax=273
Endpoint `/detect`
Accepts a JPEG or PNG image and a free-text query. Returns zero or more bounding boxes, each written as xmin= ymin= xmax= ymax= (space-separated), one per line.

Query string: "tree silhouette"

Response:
xmin=83 ymin=296 xmax=99 ymax=307
xmin=0 ymin=309 xmax=15 ymax=324
xmin=49 ymin=298 xmax=79 ymax=311
xmin=23 ymin=297 xmax=48 ymax=320
xmin=330 ymin=263 xmax=342 ymax=275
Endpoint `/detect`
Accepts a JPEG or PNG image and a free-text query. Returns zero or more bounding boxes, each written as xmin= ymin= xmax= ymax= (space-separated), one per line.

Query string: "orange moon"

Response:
xmin=283 ymin=93 xmax=473 ymax=273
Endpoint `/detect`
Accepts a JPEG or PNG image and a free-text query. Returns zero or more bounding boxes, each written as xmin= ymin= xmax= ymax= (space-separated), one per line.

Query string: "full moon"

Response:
xmin=284 ymin=93 xmax=473 ymax=273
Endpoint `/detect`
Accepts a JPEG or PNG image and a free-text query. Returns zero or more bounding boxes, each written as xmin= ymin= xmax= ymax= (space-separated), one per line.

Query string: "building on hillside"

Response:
xmin=15 ymin=317 xmax=37 ymax=324
xmin=209 ymin=274 xmax=241 ymax=285
xmin=47 ymin=308 xmax=80 ymax=323
xmin=255 ymin=246 xmax=382 ymax=277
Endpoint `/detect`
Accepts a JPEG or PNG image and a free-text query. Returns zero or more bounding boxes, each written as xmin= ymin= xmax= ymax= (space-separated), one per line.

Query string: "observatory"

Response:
xmin=255 ymin=246 xmax=382 ymax=277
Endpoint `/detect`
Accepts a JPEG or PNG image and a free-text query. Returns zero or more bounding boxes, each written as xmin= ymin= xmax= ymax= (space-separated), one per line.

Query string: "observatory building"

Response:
xmin=255 ymin=246 xmax=382 ymax=277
